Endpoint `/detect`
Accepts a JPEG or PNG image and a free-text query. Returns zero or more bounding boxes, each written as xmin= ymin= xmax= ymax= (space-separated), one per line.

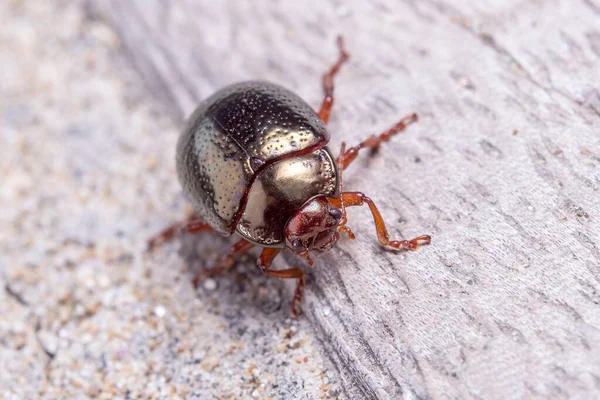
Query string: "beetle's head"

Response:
xmin=284 ymin=196 xmax=342 ymax=256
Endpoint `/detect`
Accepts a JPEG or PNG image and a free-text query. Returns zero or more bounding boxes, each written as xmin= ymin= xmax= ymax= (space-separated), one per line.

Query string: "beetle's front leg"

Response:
xmin=258 ymin=248 xmax=305 ymax=317
xmin=337 ymin=113 xmax=418 ymax=170
xmin=335 ymin=192 xmax=431 ymax=250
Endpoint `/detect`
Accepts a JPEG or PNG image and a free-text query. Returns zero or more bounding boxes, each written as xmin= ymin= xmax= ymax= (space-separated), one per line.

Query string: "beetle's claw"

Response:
xmin=411 ymin=235 xmax=432 ymax=248
xmin=338 ymin=225 xmax=355 ymax=240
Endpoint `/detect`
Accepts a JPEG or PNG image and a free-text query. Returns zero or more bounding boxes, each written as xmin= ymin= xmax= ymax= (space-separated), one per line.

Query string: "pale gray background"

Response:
xmin=2 ymin=1 xmax=599 ymax=399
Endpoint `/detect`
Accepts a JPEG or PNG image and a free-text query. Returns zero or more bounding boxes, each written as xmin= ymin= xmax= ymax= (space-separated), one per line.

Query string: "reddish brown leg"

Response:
xmin=318 ymin=36 xmax=350 ymax=124
xmin=332 ymin=192 xmax=431 ymax=251
xmin=258 ymin=248 xmax=305 ymax=317
xmin=338 ymin=225 xmax=355 ymax=240
xmin=147 ymin=217 xmax=212 ymax=250
xmin=336 ymin=113 xmax=419 ymax=170
xmin=192 ymin=238 xmax=255 ymax=287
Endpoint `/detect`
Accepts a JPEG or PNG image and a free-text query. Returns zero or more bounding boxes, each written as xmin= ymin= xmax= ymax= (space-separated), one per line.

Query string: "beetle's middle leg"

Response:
xmin=192 ymin=238 xmax=255 ymax=287
xmin=336 ymin=113 xmax=418 ymax=170
xmin=318 ymin=36 xmax=350 ymax=124
xmin=330 ymin=191 xmax=431 ymax=251
xmin=258 ymin=248 xmax=305 ymax=317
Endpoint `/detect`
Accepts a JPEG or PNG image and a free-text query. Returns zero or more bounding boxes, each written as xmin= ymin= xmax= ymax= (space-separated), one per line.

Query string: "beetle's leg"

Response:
xmin=147 ymin=216 xmax=212 ymax=250
xmin=258 ymin=248 xmax=305 ymax=316
xmin=331 ymin=115 xmax=419 ymax=240
xmin=329 ymin=193 xmax=355 ymax=239
xmin=336 ymin=191 xmax=431 ymax=250
xmin=336 ymin=113 xmax=418 ymax=170
xmin=192 ymin=238 xmax=255 ymax=287
xmin=338 ymin=225 xmax=356 ymax=240
xmin=318 ymin=36 xmax=350 ymax=124
xmin=302 ymin=253 xmax=315 ymax=267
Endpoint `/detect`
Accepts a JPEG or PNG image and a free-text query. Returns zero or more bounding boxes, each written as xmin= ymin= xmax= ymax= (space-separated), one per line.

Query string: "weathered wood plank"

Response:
xmin=90 ymin=0 xmax=600 ymax=398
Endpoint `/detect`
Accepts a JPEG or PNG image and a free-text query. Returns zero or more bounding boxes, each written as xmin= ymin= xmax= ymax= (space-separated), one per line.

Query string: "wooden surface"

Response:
xmin=90 ymin=1 xmax=600 ymax=399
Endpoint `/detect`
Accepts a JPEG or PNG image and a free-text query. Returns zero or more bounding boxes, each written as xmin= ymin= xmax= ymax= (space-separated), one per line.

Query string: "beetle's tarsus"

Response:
xmin=334 ymin=191 xmax=431 ymax=252
xmin=338 ymin=225 xmax=356 ymax=240
xmin=388 ymin=235 xmax=432 ymax=251
xmin=336 ymin=113 xmax=419 ymax=171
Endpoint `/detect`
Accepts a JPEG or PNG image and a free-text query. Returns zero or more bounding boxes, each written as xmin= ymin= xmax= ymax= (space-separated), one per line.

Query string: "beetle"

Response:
xmin=150 ymin=37 xmax=431 ymax=316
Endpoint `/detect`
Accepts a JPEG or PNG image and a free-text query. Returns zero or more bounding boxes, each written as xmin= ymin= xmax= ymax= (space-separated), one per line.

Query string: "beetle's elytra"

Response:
xmin=151 ymin=37 xmax=431 ymax=316
xmin=176 ymin=81 xmax=339 ymax=247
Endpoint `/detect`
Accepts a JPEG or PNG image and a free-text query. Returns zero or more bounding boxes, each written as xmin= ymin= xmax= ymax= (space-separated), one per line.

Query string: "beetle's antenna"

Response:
xmin=335 ymin=142 xmax=355 ymax=239
xmin=338 ymin=142 xmax=348 ymax=225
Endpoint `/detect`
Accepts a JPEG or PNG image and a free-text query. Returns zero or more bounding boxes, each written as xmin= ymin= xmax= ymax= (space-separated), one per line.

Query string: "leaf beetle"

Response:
xmin=150 ymin=37 xmax=431 ymax=316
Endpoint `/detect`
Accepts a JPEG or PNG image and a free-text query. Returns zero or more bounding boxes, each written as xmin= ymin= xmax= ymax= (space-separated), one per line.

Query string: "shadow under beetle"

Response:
xmin=150 ymin=37 xmax=431 ymax=316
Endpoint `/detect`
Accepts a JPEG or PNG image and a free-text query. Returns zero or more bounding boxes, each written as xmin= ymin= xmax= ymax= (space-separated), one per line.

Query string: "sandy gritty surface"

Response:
xmin=0 ymin=2 xmax=340 ymax=399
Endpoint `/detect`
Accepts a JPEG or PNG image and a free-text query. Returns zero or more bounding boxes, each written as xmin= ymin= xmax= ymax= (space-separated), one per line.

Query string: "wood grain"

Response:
xmin=89 ymin=0 xmax=600 ymax=398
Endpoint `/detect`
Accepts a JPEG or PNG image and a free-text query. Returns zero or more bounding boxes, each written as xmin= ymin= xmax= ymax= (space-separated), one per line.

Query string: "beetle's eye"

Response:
xmin=290 ymin=239 xmax=304 ymax=253
xmin=329 ymin=207 xmax=343 ymax=220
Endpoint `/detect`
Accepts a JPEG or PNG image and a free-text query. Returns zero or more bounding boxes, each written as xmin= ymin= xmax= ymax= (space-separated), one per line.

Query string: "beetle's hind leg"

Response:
xmin=147 ymin=215 xmax=213 ymax=251
xmin=331 ymin=191 xmax=431 ymax=251
xmin=337 ymin=113 xmax=418 ymax=171
xmin=258 ymin=248 xmax=305 ymax=317
xmin=318 ymin=36 xmax=350 ymax=124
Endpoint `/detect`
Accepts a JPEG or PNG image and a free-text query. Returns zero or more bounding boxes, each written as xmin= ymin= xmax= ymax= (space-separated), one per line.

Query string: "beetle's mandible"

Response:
xmin=150 ymin=36 xmax=431 ymax=316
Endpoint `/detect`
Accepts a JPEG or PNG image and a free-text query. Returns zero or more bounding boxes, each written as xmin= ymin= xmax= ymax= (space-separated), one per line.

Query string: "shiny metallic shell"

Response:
xmin=237 ymin=147 xmax=339 ymax=247
xmin=176 ymin=81 xmax=338 ymax=240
